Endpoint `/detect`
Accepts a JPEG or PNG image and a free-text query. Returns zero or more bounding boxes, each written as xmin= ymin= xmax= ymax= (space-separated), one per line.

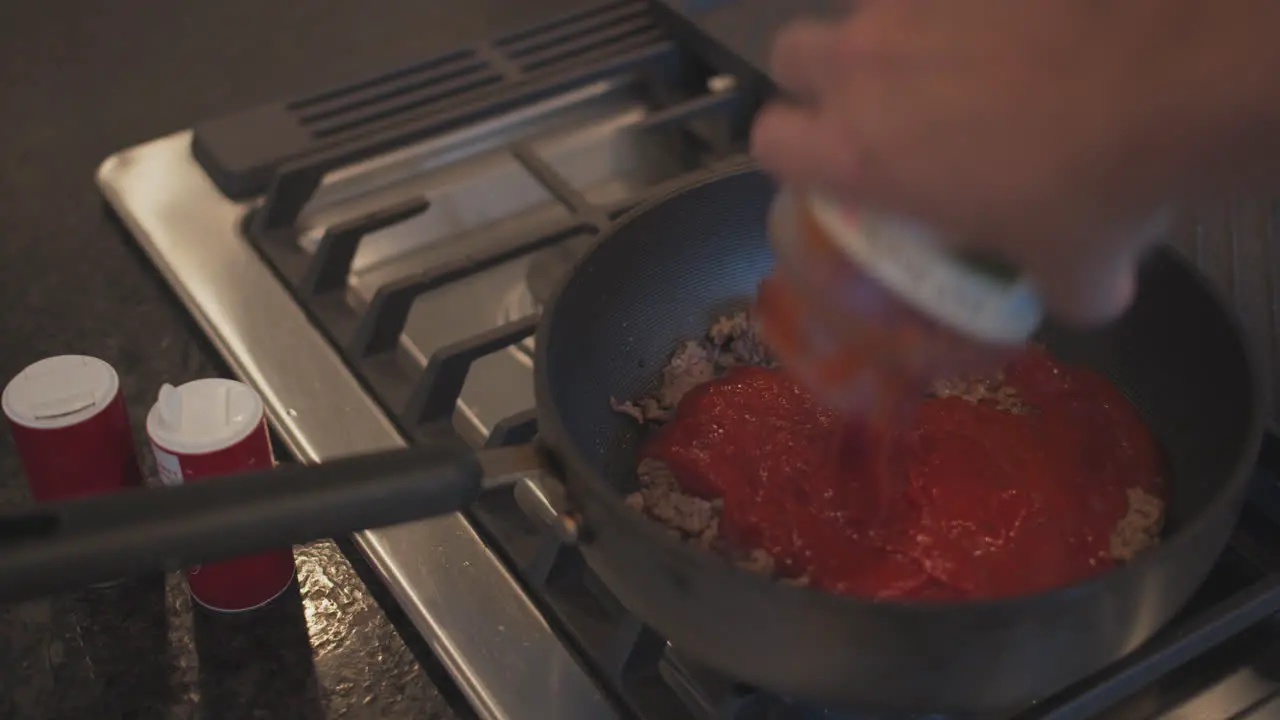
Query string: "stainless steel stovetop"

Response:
xmin=97 ymin=1 xmax=1280 ymax=718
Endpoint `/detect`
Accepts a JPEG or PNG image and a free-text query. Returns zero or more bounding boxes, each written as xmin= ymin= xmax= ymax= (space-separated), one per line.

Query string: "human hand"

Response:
xmin=751 ymin=0 xmax=1270 ymax=325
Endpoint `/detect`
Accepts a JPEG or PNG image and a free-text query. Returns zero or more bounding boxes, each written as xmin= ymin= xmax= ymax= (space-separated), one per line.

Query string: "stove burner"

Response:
xmin=527 ymin=234 xmax=597 ymax=306
xmin=500 ymin=234 xmax=598 ymax=360
xmin=498 ymin=283 xmax=538 ymax=362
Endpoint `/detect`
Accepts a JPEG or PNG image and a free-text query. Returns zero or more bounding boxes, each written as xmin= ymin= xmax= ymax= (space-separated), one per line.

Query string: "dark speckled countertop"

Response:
xmin=0 ymin=0 xmax=588 ymax=717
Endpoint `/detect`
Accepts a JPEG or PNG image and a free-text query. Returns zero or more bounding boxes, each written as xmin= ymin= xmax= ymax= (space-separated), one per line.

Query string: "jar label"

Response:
xmin=807 ymin=196 xmax=1043 ymax=344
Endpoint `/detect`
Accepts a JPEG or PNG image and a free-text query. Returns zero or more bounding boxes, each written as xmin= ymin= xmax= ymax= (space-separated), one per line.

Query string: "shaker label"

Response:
xmin=152 ymin=446 xmax=184 ymax=487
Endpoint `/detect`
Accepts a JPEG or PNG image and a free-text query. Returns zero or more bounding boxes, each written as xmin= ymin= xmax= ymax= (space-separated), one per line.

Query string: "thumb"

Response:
xmin=1029 ymin=251 xmax=1139 ymax=327
xmin=1026 ymin=210 xmax=1170 ymax=327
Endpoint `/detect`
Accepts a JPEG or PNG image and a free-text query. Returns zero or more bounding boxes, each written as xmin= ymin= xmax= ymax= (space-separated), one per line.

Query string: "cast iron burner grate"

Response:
xmin=192 ymin=1 xmax=1280 ymax=718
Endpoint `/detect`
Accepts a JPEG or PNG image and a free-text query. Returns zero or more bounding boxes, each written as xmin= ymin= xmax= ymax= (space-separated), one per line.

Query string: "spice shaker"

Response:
xmin=146 ymin=379 xmax=296 ymax=612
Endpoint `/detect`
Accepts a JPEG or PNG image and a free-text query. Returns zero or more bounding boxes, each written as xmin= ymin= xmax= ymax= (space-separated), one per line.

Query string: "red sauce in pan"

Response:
xmin=640 ymin=346 xmax=1167 ymax=601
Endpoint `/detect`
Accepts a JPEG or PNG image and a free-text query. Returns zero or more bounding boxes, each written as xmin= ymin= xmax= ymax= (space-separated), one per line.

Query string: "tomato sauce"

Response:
xmin=640 ymin=346 xmax=1167 ymax=601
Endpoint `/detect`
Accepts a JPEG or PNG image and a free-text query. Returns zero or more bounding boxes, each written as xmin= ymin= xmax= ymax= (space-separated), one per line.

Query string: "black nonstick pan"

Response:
xmin=0 ymin=167 xmax=1264 ymax=714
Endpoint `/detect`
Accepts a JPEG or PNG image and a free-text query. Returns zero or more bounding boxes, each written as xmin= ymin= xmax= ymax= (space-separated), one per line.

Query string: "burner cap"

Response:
xmin=525 ymin=235 xmax=597 ymax=307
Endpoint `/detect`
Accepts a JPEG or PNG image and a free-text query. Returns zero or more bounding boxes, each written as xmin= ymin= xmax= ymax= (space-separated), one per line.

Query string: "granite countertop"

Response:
xmin=0 ymin=0 xmax=584 ymax=717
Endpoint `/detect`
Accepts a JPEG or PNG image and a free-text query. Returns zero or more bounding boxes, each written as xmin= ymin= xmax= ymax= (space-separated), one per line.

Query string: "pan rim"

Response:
xmin=532 ymin=164 xmax=1267 ymax=619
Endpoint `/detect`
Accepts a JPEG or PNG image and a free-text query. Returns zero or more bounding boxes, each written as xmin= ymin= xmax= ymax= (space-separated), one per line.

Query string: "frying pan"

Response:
xmin=0 ymin=168 xmax=1264 ymax=714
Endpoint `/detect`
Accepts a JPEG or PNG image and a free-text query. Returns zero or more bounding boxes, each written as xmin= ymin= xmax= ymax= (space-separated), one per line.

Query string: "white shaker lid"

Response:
xmin=2 ymin=355 xmax=120 ymax=430
xmin=146 ymin=379 xmax=264 ymax=455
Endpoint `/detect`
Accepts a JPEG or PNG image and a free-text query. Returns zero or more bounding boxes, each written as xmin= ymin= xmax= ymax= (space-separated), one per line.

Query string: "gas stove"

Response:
xmin=97 ymin=1 xmax=1280 ymax=718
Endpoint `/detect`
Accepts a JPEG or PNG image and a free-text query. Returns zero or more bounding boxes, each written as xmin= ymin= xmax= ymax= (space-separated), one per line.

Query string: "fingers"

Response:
xmin=769 ymin=18 xmax=844 ymax=101
xmin=754 ymin=18 xmax=867 ymax=194
xmin=751 ymin=102 xmax=862 ymax=193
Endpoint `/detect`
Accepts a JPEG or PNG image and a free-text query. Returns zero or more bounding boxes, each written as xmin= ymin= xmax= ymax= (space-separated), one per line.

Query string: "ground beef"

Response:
xmin=626 ymin=458 xmax=721 ymax=538
xmin=1110 ymin=487 xmax=1166 ymax=561
xmin=610 ymin=311 xmax=774 ymax=424
xmin=932 ymin=375 xmax=1030 ymax=414
xmin=617 ymin=313 xmax=1165 ymax=586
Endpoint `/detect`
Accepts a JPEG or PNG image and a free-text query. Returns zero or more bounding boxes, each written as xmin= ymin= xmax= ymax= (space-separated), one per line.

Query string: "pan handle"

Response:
xmin=0 ymin=444 xmax=543 ymax=604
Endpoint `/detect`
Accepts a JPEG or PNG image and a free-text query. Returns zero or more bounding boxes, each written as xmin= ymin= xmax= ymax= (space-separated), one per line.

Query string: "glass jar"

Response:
xmin=755 ymin=187 xmax=1044 ymax=425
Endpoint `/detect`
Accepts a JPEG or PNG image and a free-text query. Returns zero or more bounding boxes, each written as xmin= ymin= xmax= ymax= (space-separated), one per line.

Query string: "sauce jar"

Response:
xmin=755 ymin=187 xmax=1044 ymax=425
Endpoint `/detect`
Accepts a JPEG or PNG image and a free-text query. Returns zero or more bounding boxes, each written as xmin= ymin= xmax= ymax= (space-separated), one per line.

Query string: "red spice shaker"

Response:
xmin=756 ymin=188 xmax=1044 ymax=425
xmin=3 ymin=355 xmax=143 ymax=503
xmin=145 ymin=379 xmax=296 ymax=612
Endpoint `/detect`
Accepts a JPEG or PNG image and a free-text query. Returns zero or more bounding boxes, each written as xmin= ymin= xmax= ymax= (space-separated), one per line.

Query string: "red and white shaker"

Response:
xmin=3 ymin=355 xmax=143 ymax=503
xmin=145 ymin=378 xmax=296 ymax=612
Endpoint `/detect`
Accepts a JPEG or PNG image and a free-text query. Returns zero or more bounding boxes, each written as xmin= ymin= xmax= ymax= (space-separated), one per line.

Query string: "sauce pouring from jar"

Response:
xmin=754 ymin=187 xmax=1044 ymax=428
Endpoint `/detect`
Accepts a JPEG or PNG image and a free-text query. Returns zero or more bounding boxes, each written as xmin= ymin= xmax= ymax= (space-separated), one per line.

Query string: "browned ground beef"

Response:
xmin=610 ymin=312 xmax=774 ymax=424
xmin=614 ymin=312 xmax=1166 ymax=583
xmin=1111 ymin=487 xmax=1165 ymax=560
